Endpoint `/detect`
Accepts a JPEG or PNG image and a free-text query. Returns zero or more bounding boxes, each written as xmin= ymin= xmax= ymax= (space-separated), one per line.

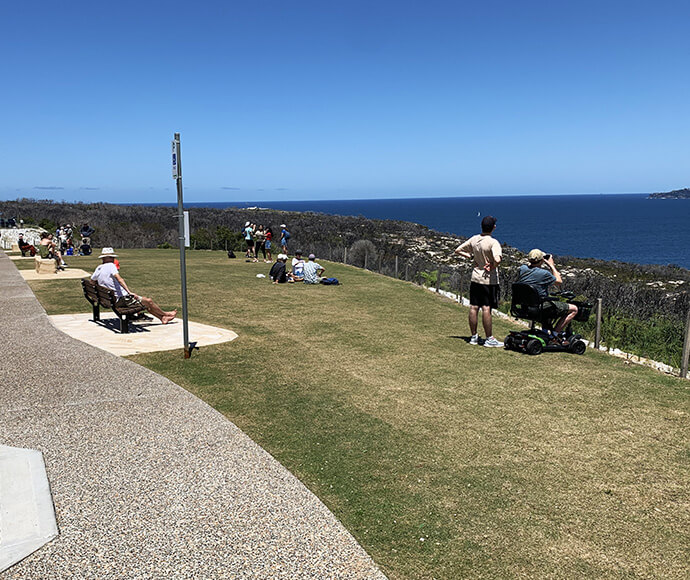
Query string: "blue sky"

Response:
xmin=2 ymin=0 xmax=689 ymax=203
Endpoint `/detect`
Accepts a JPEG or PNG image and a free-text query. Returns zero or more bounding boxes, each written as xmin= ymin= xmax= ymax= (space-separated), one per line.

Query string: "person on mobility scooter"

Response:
xmin=504 ymin=249 xmax=591 ymax=355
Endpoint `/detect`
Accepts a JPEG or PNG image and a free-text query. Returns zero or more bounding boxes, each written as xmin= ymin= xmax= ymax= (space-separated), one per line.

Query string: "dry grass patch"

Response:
xmin=25 ymin=249 xmax=690 ymax=579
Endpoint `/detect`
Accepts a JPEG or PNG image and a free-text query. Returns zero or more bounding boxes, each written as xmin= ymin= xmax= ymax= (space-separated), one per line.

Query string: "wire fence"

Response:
xmin=308 ymin=243 xmax=690 ymax=376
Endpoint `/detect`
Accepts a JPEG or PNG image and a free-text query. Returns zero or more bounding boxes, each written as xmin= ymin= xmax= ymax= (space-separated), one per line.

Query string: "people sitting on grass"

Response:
xmin=91 ymin=247 xmax=177 ymax=324
xmin=303 ymin=254 xmax=325 ymax=284
xmin=38 ymin=232 xmax=66 ymax=270
xmin=269 ymin=253 xmax=288 ymax=284
xmin=516 ymin=249 xmax=578 ymax=343
xmin=291 ymin=250 xmax=305 ymax=282
xmin=17 ymin=233 xmax=36 ymax=256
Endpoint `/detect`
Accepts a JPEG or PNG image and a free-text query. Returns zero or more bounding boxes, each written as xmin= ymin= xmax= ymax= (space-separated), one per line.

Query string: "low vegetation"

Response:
xmin=22 ymin=249 xmax=690 ymax=579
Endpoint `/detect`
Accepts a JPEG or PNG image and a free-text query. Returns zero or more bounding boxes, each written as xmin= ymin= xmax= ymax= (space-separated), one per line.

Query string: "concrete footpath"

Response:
xmin=0 ymin=253 xmax=385 ymax=579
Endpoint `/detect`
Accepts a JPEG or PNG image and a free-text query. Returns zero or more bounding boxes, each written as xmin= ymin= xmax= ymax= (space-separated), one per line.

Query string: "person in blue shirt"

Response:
xmin=517 ymin=249 xmax=578 ymax=337
xmin=280 ymin=224 xmax=290 ymax=254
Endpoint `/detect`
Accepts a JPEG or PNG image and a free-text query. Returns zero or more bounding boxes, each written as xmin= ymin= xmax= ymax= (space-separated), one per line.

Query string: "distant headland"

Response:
xmin=647 ymin=188 xmax=690 ymax=199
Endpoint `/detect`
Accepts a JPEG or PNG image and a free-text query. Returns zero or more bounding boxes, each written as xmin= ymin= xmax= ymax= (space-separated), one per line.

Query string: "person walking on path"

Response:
xmin=91 ymin=247 xmax=177 ymax=324
xmin=454 ymin=215 xmax=503 ymax=347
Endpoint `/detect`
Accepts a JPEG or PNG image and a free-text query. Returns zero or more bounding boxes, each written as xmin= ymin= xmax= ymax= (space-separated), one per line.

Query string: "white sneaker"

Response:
xmin=483 ymin=336 xmax=504 ymax=348
xmin=469 ymin=334 xmax=479 ymax=345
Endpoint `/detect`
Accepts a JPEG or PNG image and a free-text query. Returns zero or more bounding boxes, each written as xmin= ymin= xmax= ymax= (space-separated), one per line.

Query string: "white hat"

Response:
xmin=99 ymin=247 xmax=118 ymax=258
xmin=245 ymin=221 xmax=250 ymax=227
xmin=277 ymin=253 xmax=288 ymax=260
xmin=280 ymin=224 xmax=286 ymax=228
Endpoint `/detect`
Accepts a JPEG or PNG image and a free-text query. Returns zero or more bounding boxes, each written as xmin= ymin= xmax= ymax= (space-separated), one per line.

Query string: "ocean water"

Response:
xmin=180 ymin=194 xmax=690 ymax=269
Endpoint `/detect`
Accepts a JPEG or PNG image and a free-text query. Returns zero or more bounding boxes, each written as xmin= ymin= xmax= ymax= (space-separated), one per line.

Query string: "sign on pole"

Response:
xmin=172 ymin=140 xmax=180 ymax=179
xmin=183 ymin=211 xmax=190 ymax=248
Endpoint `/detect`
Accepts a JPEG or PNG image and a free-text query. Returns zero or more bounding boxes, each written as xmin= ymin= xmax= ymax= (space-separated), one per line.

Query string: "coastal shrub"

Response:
xmin=348 ymin=239 xmax=377 ymax=268
xmin=577 ymin=313 xmax=685 ymax=368
xmin=38 ymin=218 xmax=55 ymax=232
xmin=157 ymin=242 xmax=173 ymax=249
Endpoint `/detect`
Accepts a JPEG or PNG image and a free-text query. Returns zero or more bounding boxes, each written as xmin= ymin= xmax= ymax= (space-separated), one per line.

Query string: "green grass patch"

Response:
xmin=26 ymin=249 xmax=690 ymax=579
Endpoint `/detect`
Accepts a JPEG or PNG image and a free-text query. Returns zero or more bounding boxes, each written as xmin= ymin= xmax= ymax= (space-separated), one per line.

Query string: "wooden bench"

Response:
xmin=35 ymin=255 xmax=57 ymax=274
xmin=81 ymin=278 xmax=147 ymax=333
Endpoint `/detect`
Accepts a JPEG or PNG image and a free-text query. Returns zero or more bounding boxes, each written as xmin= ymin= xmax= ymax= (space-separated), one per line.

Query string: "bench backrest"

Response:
xmin=81 ymin=278 xmax=116 ymax=309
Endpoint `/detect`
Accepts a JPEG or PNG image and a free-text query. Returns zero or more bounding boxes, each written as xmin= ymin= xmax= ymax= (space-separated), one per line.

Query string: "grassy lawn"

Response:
xmin=23 ymin=249 xmax=690 ymax=579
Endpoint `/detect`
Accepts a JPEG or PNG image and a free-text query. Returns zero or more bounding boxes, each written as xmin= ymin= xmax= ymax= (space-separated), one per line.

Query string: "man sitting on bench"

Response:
xmin=17 ymin=233 xmax=36 ymax=256
xmin=516 ymin=249 xmax=578 ymax=341
xmin=91 ymin=247 xmax=177 ymax=324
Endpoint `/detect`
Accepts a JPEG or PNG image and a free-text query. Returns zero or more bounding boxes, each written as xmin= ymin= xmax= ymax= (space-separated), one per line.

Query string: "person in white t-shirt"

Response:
xmin=91 ymin=247 xmax=177 ymax=324
xmin=455 ymin=216 xmax=503 ymax=348
xmin=290 ymin=250 xmax=305 ymax=282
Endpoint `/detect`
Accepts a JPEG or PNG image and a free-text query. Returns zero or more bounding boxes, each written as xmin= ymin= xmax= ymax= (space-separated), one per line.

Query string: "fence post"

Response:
xmin=594 ymin=298 xmax=603 ymax=350
xmin=395 ymin=256 xmax=399 ymax=279
xmin=405 ymin=263 xmax=409 ymax=281
xmin=364 ymin=251 xmax=368 ymax=270
xmin=378 ymin=254 xmax=382 ymax=273
xmin=435 ymin=268 xmax=441 ymax=293
xmin=344 ymin=247 xmax=347 ymax=264
xmin=681 ymin=305 xmax=690 ymax=378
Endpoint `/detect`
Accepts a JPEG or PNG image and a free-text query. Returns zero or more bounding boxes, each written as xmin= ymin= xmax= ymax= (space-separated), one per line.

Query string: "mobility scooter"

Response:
xmin=504 ymin=283 xmax=592 ymax=356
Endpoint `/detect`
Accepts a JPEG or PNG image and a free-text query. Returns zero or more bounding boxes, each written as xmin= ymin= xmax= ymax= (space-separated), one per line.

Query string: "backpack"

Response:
xmin=320 ymin=277 xmax=339 ymax=285
xmin=227 ymin=250 xmax=236 ymax=259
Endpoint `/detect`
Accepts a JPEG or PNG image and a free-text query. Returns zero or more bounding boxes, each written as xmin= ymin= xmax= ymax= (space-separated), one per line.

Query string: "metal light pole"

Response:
xmin=173 ymin=133 xmax=190 ymax=358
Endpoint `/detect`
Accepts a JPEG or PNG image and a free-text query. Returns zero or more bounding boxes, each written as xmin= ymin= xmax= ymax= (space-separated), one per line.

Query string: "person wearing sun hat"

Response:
xmin=517 ymin=249 xmax=578 ymax=338
xmin=91 ymin=247 xmax=177 ymax=324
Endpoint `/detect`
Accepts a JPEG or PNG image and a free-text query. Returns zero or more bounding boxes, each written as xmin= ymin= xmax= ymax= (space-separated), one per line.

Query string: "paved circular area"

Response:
xmin=48 ymin=313 xmax=238 ymax=357
xmin=0 ymin=252 xmax=385 ymax=579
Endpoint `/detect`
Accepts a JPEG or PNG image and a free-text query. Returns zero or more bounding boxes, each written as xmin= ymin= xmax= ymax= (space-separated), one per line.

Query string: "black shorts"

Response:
xmin=469 ymin=282 xmax=500 ymax=308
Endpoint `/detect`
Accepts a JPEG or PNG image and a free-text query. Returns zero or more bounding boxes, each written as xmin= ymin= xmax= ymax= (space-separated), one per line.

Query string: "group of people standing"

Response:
xmin=455 ymin=215 xmax=577 ymax=348
xmin=242 ymin=222 xmax=291 ymax=262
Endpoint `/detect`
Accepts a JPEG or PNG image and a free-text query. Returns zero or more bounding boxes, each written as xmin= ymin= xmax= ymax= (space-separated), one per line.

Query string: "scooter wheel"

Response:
xmin=525 ymin=338 xmax=543 ymax=355
xmin=570 ymin=340 xmax=586 ymax=355
xmin=504 ymin=335 xmax=515 ymax=350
